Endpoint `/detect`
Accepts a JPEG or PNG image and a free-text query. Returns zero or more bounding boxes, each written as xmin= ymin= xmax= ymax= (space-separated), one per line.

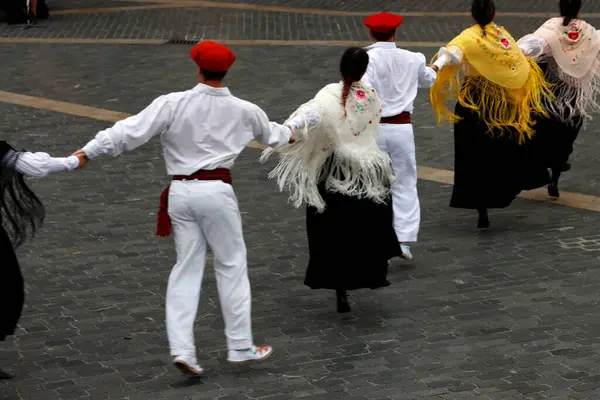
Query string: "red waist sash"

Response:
xmin=380 ymin=112 xmax=411 ymax=124
xmin=156 ymin=168 xmax=232 ymax=237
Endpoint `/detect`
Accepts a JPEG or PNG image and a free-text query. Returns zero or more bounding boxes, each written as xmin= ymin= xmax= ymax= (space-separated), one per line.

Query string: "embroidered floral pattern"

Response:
xmin=541 ymin=19 xmax=588 ymax=64
xmin=325 ymin=83 xmax=379 ymax=138
xmin=563 ymin=21 xmax=584 ymax=43
xmin=499 ymin=37 xmax=511 ymax=49
xmin=475 ymin=24 xmax=519 ymax=70
xmin=346 ymin=84 xmax=380 ymax=137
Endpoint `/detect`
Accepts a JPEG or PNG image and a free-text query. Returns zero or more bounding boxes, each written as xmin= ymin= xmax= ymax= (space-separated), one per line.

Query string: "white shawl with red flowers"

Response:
xmin=260 ymin=81 xmax=394 ymax=212
xmin=519 ymin=18 xmax=600 ymax=122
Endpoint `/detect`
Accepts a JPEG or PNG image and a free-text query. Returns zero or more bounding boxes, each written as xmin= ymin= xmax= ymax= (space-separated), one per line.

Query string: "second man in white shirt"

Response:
xmin=362 ymin=12 xmax=439 ymax=261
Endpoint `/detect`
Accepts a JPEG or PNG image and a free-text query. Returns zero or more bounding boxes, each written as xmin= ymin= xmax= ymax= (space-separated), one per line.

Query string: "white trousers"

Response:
xmin=376 ymin=123 xmax=420 ymax=243
xmin=166 ymin=180 xmax=253 ymax=357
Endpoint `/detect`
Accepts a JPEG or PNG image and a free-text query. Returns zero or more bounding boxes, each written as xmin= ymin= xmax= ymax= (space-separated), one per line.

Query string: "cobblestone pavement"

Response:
xmin=2 ymin=1 xmax=600 ymax=400
xmin=1 ymin=0 xmax=600 ymax=42
xmin=209 ymin=0 xmax=600 ymax=13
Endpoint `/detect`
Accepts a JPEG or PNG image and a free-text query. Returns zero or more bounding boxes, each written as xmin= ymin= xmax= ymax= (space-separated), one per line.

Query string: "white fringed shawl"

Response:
xmin=519 ymin=18 xmax=600 ymax=124
xmin=260 ymin=81 xmax=394 ymax=212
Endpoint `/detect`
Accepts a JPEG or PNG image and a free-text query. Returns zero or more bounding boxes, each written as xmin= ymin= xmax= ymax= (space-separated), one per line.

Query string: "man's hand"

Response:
xmin=72 ymin=150 xmax=88 ymax=170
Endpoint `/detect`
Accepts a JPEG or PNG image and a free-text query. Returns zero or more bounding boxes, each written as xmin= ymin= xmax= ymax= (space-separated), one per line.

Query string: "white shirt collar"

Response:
xmin=365 ymin=41 xmax=397 ymax=50
xmin=193 ymin=83 xmax=232 ymax=96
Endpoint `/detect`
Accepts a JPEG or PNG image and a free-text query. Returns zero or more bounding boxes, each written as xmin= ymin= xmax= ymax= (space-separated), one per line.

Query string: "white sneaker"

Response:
xmin=400 ymin=244 xmax=413 ymax=261
xmin=173 ymin=355 xmax=204 ymax=376
xmin=227 ymin=345 xmax=273 ymax=364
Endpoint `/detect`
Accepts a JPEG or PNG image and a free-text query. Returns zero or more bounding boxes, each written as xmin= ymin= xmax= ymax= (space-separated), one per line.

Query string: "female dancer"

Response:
xmin=0 ymin=141 xmax=81 ymax=378
xmin=518 ymin=0 xmax=600 ymax=197
xmin=429 ymin=0 xmax=553 ymax=228
xmin=261 ymin=48 xmax=399 ymax=313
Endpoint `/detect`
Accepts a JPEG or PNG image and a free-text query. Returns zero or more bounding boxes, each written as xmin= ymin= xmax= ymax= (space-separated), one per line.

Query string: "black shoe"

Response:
xmin=477 ymin=209 xmax=489 ymax=229
xmin=548 ymin=183 xmax=560 ymax=198
xmin=0 ymin=369 xmax=13 ymax=380
xmin=336 ymin=292 xmax=351 ymax=313
xmin=562 ymin=163 xmax=571 ymax=172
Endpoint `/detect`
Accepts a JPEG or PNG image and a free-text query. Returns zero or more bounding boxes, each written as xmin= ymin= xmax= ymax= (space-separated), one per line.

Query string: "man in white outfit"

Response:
xmin=362 ymin=12 xmax=440 ymax=261
xmin=73 ymin=41 xmax=295 ymax=376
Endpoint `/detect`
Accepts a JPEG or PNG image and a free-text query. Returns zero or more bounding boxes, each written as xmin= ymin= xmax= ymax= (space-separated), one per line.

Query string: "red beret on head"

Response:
xmin=363 ymin=12 xmax=404 ymax=32
xmin=190 ymin=41 xmax=236 ymax=72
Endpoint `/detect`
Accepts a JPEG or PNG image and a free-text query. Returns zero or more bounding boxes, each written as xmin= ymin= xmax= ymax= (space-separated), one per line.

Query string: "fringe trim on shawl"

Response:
xmin=538 ymin=54 xmax=600 ymax=126
xmin=260 ymin=105 xmax=394 ymax=213
xmin=430 ymin=57 xmax=554 ymax=143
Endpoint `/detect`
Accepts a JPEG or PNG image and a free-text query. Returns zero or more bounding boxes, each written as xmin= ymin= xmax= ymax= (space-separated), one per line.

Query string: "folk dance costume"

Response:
xmin=517 ymin=2 xmax=600 ymax=198
xmin=0 ymin=141 xmax=79 ymax=379
xmin=76 ymin=41 xmax=292 ymax=375
xmin=261 ymin=47 xmax=399 ymax=313
xmin=430 ymin=0 xmax=553 ymax=228
xmin=362 ymin=12 xmax=438 ymax=260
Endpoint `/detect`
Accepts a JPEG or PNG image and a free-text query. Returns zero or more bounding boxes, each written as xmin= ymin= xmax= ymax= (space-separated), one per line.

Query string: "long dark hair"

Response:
xmin=0 ymin=142 xmax=45 ymax=249
xmin=560 ymin=0 xmax=582 ymax=26
xmin=471 ymin=0 xmax=496 ymax=35
xmin=340 ymin=47 xmax=369 ymax=117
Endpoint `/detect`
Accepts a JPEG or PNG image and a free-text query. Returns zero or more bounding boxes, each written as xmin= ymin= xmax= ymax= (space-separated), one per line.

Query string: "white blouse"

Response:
xmin=286 ymin=105 xmax=321 ymax=133
xmin=5 ymin=152 xmax=80 ymax=178
xmin=518 ymin=35 xmax=549 ymax=59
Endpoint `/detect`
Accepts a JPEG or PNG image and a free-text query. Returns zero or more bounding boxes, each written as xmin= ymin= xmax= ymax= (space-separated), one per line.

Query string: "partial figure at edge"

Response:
xmin=518 ymin=0 xmax=600 ymax=198
xmin=0 ymin=141 xmax=81 ymax=379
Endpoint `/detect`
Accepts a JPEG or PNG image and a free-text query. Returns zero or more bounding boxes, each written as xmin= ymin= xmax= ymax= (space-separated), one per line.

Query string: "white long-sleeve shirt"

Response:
xmin=362 ymin=42 xmax=438 ymax=117
xmin=81 ymin=83 xmax=292 ymax=175
xmin=2 ymin=151 xmax=79 ymax=178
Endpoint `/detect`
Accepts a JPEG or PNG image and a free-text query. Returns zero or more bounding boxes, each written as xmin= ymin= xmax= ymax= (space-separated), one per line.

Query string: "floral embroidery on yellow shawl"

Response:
xmin=430 ymin=23 xmax=553 ymax=143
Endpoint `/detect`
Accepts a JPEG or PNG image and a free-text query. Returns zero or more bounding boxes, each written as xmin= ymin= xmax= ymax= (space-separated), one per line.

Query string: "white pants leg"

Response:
xmin=376 ymin=123 xmax=420 ymax=243
xmin=166 ymin=180 xmax=253 ymax=357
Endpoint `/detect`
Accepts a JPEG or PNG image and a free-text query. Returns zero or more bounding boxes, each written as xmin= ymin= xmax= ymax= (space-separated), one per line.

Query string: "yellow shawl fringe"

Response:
xmin=430 ymin=24 xmax=554 ymax=143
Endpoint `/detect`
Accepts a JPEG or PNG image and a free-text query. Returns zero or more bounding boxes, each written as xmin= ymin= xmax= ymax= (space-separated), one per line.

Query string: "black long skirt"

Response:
xmin=304 ymin=180 xmax=400 ymax=291
xmin=450 ymin=102 xmax=550 ymax=210
xmin=0 ymin=225 xmax=24 ymax=341
xmin=530 ymin=62 xmax=583 ymax=171
xmin=531 ymin=111 xmax=582 ymax=172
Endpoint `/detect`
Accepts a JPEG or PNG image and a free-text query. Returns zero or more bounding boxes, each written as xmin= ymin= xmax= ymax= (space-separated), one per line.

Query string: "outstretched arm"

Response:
xmin=251 ymin=106 xmax=296 ymax=148
xmin=518 ymin=35 xmax=548 ymax=59
xmin=11 ymin=152 xmax=81 ymax=178
xmin=432 ymin=46 xmax=463 ymax=71
xmin=78 ymin=95 xmax=176 ymax=159
xmin=285 ymin=105 xmax=320 ymax=137
xmin=417 ymin=53 xmax=438 ymax=88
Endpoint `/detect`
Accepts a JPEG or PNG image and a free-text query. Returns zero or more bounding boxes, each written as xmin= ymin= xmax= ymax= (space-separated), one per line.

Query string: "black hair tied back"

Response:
xmin=339 ymin=47 xmax=369 ymax=117
xmin=559 ymin=0 xmax=582 ymax=26
xmin=471 ymin=0 xmax=496 ymax=35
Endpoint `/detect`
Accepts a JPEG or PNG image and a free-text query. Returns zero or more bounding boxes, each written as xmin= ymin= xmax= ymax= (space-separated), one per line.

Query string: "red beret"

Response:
xmin=190 ymin=41 xmax=236 ymax=72
xmin=363 ymin=12 xmax=404 ymax=33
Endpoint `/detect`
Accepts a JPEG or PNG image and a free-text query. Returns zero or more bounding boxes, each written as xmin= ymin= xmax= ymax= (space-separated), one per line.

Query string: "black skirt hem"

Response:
xmin=304 ymin=178 xmax=399 ymax=291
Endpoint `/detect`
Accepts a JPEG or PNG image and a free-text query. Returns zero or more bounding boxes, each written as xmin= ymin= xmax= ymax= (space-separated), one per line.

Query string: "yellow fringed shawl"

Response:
xmin=430 ymin=23 xmax=553 ymax=143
